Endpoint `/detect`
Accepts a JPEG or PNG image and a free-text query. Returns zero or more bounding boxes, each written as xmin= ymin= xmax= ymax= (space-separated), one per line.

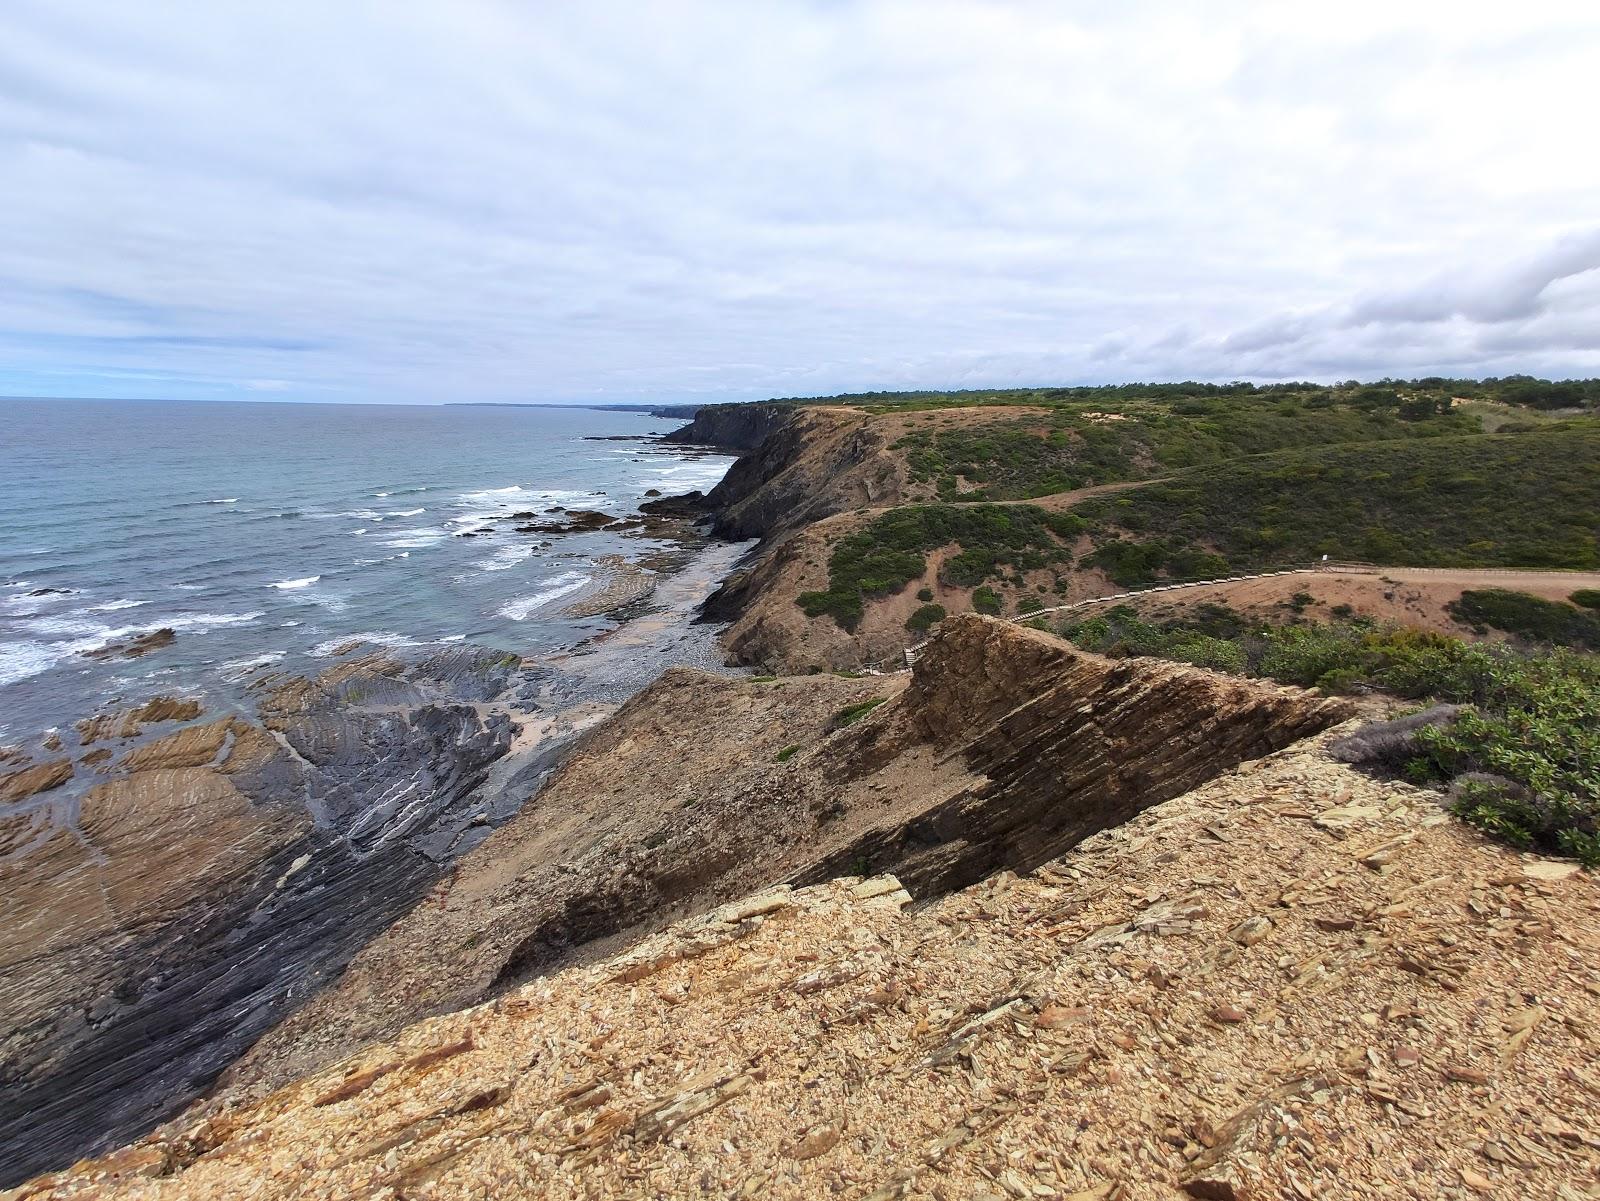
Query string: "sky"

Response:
xmin=3 ymin=1 xmax=1599 ymax=405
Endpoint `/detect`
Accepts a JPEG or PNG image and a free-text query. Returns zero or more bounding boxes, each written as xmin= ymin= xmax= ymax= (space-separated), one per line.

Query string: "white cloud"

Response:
xmin=0 ymin=0 xmax=1597 ymax=402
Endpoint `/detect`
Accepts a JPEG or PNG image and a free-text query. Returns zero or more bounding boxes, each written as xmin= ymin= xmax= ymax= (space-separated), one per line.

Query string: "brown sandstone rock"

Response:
xmin=0 ymin=760 xmax=73 ymax=804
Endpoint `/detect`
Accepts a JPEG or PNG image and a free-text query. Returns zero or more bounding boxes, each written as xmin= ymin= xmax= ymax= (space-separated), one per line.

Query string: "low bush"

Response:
xmin=797 ymin=504 xmax=1077 ymax=628
xmin=1447 ymin=588 xmax=1600 ymax=649
xmin=1073 ymin=428 xmax=1600 ymax=572
xmin=1060 ymin=609 xmax=1599 ymax=867
xmin=972 ymin=586 xmax=1001 ymax=615
xmin=1568 ymin=589 xmax=1600 ymax=611
xmin=905 ymin=603 xmax=946 ymax=632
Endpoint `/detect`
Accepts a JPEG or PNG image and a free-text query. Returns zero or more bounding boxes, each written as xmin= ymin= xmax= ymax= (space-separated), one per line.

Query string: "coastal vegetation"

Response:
xmin=1070 ymin=427 xmax=1600 ymax=581
xmin=831 ymin=697 xmax=887 ymax=727
xmin=782 ymin=374 xmax=1600 ymax=416
xmin=894 ymin=392 xmax=1479 ymax=502
xmin=1447 ymin=589 xmax=1600 ymax=650
xmin=1060 ymin=605 xmax=1599 ymax=866
xmin=796 ymin=504 xmax=1080 ymax=627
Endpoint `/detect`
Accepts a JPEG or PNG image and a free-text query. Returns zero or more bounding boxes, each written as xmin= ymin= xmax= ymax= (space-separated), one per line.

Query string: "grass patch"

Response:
xmin=1447 ymin=589 xmax=1600 ymax=650
xmin=776 ymin=744 xmax=801 ymax=762
xmin=832 ymin=697 xmax=887 ymax=727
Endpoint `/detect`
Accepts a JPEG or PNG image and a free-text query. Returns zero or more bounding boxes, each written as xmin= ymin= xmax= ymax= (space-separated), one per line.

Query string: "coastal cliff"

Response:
xmin=20 ymin=679 xmax=1598 ymax=1199
xmin=660 ymin=401 xmax=795 ymax=453
xmin=7 ymin=398 xmax=1598 ymax=1198
xmin=194 ymin=615 xmax=1351 ymax=1106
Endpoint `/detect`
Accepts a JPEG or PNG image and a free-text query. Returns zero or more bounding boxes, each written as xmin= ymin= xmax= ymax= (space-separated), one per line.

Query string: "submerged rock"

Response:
xmin=82 ymin=628 xmax=176 ymax=661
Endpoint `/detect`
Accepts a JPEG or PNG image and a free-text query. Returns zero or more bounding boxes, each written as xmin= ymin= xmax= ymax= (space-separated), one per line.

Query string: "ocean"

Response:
xmin=0 ymin=397 xmax=734 ymax=740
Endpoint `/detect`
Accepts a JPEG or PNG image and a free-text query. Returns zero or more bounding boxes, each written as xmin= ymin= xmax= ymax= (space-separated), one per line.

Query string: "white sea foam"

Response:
xmin=350 ymin=528 xmax=367 ymax=535
xmin=207 ymin=497 xmax=239 ymax=504
xmin=439 ymin=633 xmax=467 ymax=642
xmin=83 ymin=599 xmax=148 ymax=612
xmin=219 ymin=652 xmax=285 ymax=679
xmin=270 ymin=575 xmax=321 ymax=590
xmin=310 ymin=631 xmax=421 ymax=657
xmin=379 ymin=528 xmax=446 ymax=549
xmin=455 ymin=486 xmax=606 ymax=511
xmin=0 ymin=641 xmax=73 ymax=687
xmin=3 ymin=611 xmax=265 ymax=684
xmin=475 ymin=544 xmax=536 ymax=572
xmin=386 ymin=507 xmax=425 ymax=517
xmin=2 ymin=593 xmax=64 ymax=616
xmin=497 ymin=571 xmax=591 ymax=620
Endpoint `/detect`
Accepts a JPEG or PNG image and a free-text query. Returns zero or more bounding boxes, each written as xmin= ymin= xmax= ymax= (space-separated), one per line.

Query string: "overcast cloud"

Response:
xmin=3 ymin=0 xmax=1598 ymax=404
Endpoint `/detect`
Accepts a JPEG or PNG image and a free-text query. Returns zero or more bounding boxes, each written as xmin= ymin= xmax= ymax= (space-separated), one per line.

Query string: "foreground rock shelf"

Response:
xmin=17 ymin=718 xmax=1597 ymax=1199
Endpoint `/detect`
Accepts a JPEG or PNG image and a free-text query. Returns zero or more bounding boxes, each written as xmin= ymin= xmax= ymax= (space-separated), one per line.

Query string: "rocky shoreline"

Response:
xmin=0 ymin=422 xmax=757 ymax=1186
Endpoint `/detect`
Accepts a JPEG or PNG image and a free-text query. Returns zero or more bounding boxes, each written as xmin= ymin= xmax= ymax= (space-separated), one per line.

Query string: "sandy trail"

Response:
xmin=1053 ymin=566 xmax=1600 ymax=638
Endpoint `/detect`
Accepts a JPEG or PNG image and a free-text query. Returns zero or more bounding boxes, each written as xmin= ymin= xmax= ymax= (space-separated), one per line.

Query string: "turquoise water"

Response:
xmin=0 ymin=398 xmax=731 ymax=738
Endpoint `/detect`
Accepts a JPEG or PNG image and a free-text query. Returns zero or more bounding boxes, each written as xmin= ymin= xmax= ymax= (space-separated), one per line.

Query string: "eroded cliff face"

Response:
xmin=211 ymin=616 xmax=1351 ymax=1107
xmin=0 ymin=646 xmax=521 ymax=1187
xmin=22 ymin=698 xmax=1597 ymax=1200
xmin=661 ymin=401 xmax=795 ymax=452
xmin=681 ymin=406 xmax=905 ymax=541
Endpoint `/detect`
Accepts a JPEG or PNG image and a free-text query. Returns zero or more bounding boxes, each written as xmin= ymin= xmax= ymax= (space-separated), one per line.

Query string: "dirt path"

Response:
xmin=1050 ymin=566 xmax=1600 ymax=639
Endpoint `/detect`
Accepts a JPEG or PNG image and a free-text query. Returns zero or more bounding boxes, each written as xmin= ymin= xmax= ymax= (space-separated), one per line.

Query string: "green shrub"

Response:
xmin=1570 ymin=589 xmax=1600 ymax=611
xmin=905 ymin=603 xmax=946 ymax=632
xmin=1059 ymin=609 xmax=1599 ymax=868
xmin=798 ymin=504 xmax=1074 ymax=628
xmin=972 ymin=586 xmax=1001 ymax=615
xmin=1074 ymin=428 xmax=1600 ymax=572
xmin=832 ymin=697 xmax=887 ymax=727
xmin=776 ymin=744 xmax=801 ymax=762
xmin=916 ymin=587 xmax=935 ymax=602
xmin=1447 ymin=589 xmax=1600 ymax=650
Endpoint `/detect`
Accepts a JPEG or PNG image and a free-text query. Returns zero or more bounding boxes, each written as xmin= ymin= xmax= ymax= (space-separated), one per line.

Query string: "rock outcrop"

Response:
xmin=0 ymin=646 xmax=522 ymax=1186
xmin=661 ymin=400 xmax=795 ymax=452
xmin=20 ymin=725 xmax=1597 ymax=1200
xmin=209 ymin=616 xmax=1351 ymax=1112
xmin=660 ymin=402 xmax=909 ymax=544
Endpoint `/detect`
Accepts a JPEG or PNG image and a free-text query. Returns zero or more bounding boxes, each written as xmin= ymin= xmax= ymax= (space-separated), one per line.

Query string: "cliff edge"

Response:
xmin=17 ymin=707 xmax=1597 ymax=1199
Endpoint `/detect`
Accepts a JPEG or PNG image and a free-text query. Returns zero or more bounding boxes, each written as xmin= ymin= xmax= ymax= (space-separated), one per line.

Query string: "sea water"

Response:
xmin=0 ymin=397 xmax=732 ymax=739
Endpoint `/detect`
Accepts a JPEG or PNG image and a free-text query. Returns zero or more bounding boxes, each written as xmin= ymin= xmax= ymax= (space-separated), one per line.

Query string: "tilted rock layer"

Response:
xmin=15 ymin=727 xmax=1597 ymax=1200
xmin=0 ymin=647 xmax=519 ymax=1185
xmin=211 ymin=616 xmax=1349 ymax=1115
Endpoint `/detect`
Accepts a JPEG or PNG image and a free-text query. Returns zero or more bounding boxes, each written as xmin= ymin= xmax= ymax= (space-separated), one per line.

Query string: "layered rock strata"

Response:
xmin=0 ymin=646 xmax=521 ymax=1185
xmin=18 ymin=725 xmax=1597 ymax=1200
xmin=213 ymin=616 xmax=1351 ymax=1111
